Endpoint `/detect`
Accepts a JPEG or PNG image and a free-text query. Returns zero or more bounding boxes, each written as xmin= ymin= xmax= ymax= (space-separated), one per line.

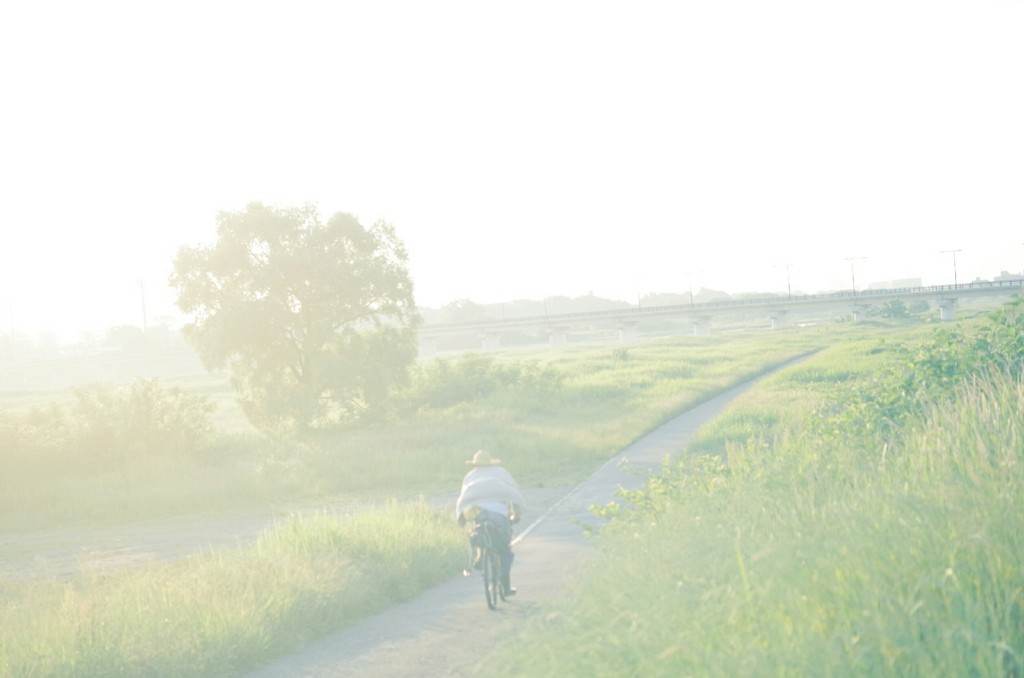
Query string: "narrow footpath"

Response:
xmin=247 ymin=366 xmax=790 ymax=678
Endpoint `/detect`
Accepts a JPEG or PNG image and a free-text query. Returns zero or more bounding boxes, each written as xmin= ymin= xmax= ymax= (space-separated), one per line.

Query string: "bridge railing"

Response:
xmin=420 ymin=280 xmax=1022 ymax=333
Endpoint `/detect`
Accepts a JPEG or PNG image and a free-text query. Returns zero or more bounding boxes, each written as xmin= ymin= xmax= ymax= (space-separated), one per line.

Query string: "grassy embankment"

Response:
xmin=484 ymin=300 xmax=1024 ymax=676
xmin=1 ymin=321 xmax=852 ymax=675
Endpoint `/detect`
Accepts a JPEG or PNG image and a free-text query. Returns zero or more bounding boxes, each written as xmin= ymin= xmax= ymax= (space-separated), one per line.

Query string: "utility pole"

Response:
xmin=845 ymin=257 xmax=866 ymax=294
xmin=939 ymin=249 xmax=962 ymax=286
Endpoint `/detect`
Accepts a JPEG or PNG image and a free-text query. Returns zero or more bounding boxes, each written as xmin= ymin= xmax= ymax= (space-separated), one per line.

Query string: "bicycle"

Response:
xmin=468 ymin=517 xmax=508 ymax=610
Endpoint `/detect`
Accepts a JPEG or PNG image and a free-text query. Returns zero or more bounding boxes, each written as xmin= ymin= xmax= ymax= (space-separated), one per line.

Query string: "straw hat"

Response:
xmin=466 ymin=450 xmax=501 ymax=467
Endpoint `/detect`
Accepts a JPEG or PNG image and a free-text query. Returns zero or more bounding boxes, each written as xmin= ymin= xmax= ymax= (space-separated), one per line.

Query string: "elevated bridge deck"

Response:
xmin=418 ymin=280 xmax=1022 ymax=354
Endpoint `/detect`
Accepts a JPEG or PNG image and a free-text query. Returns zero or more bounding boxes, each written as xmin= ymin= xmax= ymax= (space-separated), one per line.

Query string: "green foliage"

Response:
xmin=866 ymin=299 xmax=910 ymax=318
xmin=401 ymin=354 xmax=564 ymax=410
xmin=907 ymin=300 xmax=930 ymax=314
xmin=170 ymin=203 xmax=421 ymax=434
xmin=610 ymin=346 xmax=631 ymax=361
xmin=590 ymin=453 xmax=730 ymax=522
xmin=0 ymin=503 xmax=463 ymax=677
xmin=68 ymin=379 xmax=215 ymax=462
xmin=816 ymin=296 xmax=1024 ymax=448
xmin=0 ymin=321 xmax=870 ymax=672
xmin=975 ymin=294 xmax=1024 ymax=376
xmin=0 ymin=379 xmax=214 ymax=472
xmin=0 ymin=379 xmax=217 ymax=529
xmin=1 ymin=327 xmax=826 ymax=529
xmin=489 ymin=303 xmax=1024 ymax=676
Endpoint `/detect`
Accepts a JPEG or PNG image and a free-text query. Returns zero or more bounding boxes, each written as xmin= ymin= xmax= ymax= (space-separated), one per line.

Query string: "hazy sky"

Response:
xmin=1 ymin=1 xmax=1022 ymax=340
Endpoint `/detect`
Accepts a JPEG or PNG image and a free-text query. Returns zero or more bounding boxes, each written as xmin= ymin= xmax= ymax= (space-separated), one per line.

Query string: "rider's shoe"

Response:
xmin=503 ymin=586 xmax=517 ymax=596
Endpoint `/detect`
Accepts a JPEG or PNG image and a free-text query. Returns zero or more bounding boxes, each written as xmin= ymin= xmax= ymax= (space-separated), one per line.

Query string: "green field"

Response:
xmin=1 ymin=299 xmax=1020 ymax=676
xmin=0 ymin=324 xmax=835 ymax=531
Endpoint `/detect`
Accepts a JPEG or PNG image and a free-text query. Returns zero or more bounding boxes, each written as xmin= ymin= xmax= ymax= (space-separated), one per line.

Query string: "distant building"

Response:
xmin=993 ymin=270 xmax=1023 ymax=283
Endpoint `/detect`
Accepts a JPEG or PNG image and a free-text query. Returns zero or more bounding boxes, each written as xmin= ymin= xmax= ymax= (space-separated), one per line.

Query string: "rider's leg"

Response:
xmin=501 ymin=545 xmax=515 ymax=594
xmin=470 ymin=536 xmax=483 ymax=569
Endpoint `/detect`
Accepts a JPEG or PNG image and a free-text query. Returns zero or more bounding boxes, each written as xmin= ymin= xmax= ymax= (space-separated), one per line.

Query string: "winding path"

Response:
xmin=246 ymin=369 xmax=785 ymax=677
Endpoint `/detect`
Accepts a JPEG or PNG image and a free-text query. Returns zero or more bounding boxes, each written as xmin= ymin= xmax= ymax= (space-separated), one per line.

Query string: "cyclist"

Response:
xmin=455 ymin=450 xmax=524 ymax=596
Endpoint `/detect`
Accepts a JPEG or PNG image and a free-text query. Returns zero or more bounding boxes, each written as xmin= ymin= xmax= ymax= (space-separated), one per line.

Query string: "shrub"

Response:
xmin=866 ymin=299 xmax=910 ymax=318
xmin=402 ymin=354 xmax=563 ymax=410
xmin=814 ymin=296 xmax=1024 ymax=450
xmin=2 ymin=379 xmax=215 ymax=470
xmin=68 ymin=379 xmax=215 ymax=462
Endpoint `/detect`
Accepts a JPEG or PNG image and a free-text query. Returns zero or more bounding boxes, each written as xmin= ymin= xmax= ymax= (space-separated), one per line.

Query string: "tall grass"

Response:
xmin=486 ymin=327 xmax=1024 ymax=676
xmin=0 ymin=502 xmax=464 ymax=677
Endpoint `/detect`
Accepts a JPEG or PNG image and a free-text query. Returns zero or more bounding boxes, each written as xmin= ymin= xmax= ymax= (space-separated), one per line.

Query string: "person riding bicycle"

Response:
xmin=456 ymin=450 xmax=524 ymax=596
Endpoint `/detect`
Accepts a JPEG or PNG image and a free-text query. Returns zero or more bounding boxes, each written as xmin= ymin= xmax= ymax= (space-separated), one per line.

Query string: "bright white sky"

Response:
xmin=1 ymin=1 xmax=1022 ymax=340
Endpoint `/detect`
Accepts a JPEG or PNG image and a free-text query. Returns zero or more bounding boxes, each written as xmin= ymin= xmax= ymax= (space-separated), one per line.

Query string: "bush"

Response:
xmin=866 ymin=299 xmax=910 ymax=319
xmin=815 ymin=296 xmax=1024 ymax=449
xmin=69 ymin=379 xmax=215 ymax=462
xmin=402 ymin=354 xmax=563 ymax=410
xmin=2 ymin=379 xmax=215 ymax=471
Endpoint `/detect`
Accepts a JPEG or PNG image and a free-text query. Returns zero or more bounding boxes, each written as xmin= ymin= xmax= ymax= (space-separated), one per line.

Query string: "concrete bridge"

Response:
xmin=418 ymin=280 xmax=1023 ymax=356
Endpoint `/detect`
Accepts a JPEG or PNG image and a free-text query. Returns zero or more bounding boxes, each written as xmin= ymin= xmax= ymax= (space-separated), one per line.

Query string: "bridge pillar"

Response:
xmin=617 ymin=321 xmax=638 ymax=342
xmin=769 ymin=310 xmax=789 ymax=329
xmin=692 ymin=316 xmax=712 ymax=336
xmin=547 ymin=326 xmax=570 ymax=346
xmin=479 ymin=332 xmax=502 ymax=352
xmin=938 ymin=298 xmax=957 ymax=322
xmin=418 ymin=336 xmax=438 ymax=358
xmin=850 ymin=304 xmax=868 ymax=321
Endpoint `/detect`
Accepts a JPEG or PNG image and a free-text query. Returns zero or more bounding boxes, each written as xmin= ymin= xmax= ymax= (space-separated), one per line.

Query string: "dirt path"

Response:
xmin=245 ymin=376 xmax=770 ymax=678
xmin=0 ymin=489 xmax=572 ymax=582
xmin=0 ymin=508 xmax=279 ymax=580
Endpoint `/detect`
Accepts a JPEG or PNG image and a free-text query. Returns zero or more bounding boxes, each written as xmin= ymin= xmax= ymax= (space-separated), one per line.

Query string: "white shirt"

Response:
xmin=474 ymin=500 xmax=510 ymax=516
xmin=455 ymin=465 xmax=525 ymax=519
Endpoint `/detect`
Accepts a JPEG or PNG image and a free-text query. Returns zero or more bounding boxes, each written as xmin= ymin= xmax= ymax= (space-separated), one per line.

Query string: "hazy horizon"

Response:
xmin=4 ymin=267 xmax=1022 ymax=347
xmin=2 ymin=1 xmax=1021 ymax=341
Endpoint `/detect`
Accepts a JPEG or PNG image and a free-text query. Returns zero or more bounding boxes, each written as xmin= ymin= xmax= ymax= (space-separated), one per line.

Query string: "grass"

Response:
xmin=4 ymin=313 xmax=998 ymax=675
xmin=0 ymin=321 xmax=851 ymax=675
xmin=0 ymin=502 xmax=464 ymax=677
xmin=482 ymin=320 xmax=1024 ymax=677
xmin=1 ymin=326 xmax=837 ymax=530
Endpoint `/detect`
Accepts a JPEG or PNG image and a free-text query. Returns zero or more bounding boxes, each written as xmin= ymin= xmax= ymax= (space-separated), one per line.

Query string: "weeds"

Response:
xmin=1 ymin=325 xmax=833 ymax=673
xmin=0 ymin=503 xmax=463 ymax=677
xmin=488 ymin=299 xmax=1024 ymax=676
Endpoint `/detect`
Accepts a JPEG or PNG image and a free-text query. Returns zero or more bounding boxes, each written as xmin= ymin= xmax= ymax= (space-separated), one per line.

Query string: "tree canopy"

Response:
xmin=171 ymin=203 xmax=421 ymax=433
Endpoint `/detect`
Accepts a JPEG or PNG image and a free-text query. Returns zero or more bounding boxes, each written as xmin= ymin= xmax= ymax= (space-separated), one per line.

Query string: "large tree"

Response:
xmin=170 ymin=203 xmax=421 ymax=433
